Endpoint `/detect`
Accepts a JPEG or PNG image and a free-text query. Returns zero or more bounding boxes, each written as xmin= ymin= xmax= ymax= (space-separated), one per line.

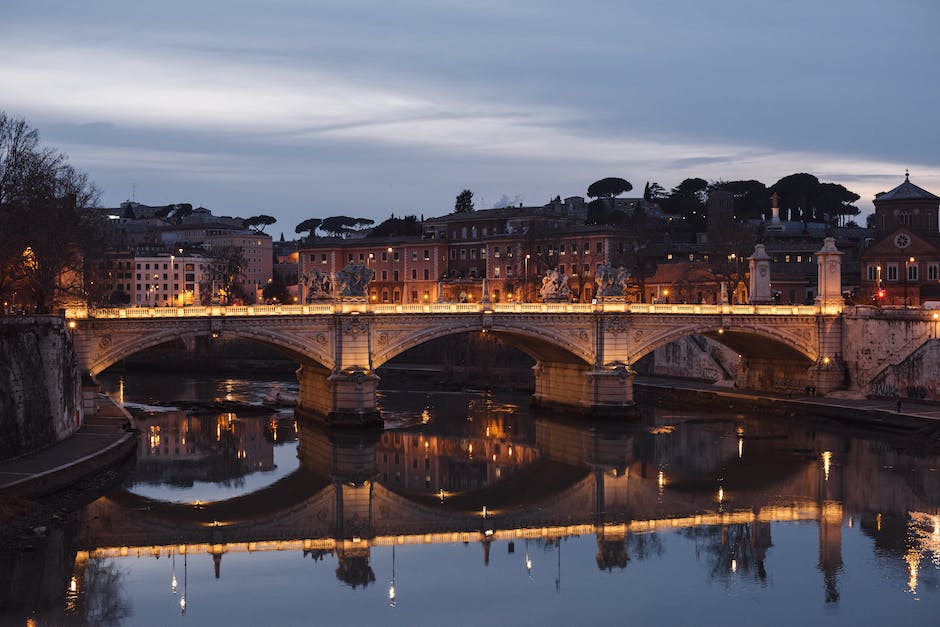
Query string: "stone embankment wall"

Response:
xmin=0 ymin=317 xmax=82 ymax=459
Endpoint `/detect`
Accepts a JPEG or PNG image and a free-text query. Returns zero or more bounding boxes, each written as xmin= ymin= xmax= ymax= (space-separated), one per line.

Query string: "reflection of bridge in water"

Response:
xmin=76 ymin=416 xmax=940 ymax=597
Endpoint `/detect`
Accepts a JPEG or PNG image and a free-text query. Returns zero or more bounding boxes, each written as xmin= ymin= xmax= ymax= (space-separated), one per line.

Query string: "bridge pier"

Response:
xmin=532 ymin=361 xmax=637 ymax=417
xmin=296 ymin=364 xmax=382 ymax=428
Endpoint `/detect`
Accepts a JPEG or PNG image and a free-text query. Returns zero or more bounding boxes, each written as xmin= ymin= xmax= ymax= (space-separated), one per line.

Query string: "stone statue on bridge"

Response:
xmin=302 ymin=270 xmax=334 ymax=302
xmin=595 ymin=265 xmax=630 ymax=298
xmin=539 ymin=269 xmax=571 ymax=302
xmin=334 ymin=263 xmax=374 ymax=298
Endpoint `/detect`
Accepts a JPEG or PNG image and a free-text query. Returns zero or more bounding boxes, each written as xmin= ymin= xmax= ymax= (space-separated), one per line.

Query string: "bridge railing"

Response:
xmin=64 ymin=302 xmax=827 ymax=319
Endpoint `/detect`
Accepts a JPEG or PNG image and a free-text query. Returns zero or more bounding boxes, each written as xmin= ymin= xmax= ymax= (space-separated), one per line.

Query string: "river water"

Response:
xmin=4 ymin=372 xmax=940 ymax=626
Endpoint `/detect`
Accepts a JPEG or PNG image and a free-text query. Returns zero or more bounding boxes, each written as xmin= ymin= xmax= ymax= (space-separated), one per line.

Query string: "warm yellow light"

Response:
xmin=70 ymin=576 xmax=77 ymax=593
xmin=822 ymin=356 xmax=831 ymax=365
xmin=738 ymin=438 xmax=743 ymax=459
xmin=717 ymin=328 xmax=724 ymax=335
xmin=731 ymin=559 xmax=737 ymax=573
xmin=663 ymin=289 xmax=669 ymax=296
xmin=717 ymin=487 xmax=724 ymax=502
xmin=822 ymin=451 xmax=832 ymax=481
xmin=657 ymin=470 xmax=665 ymax=491
xmin=68 ymin=320 xmax=76 ymax=329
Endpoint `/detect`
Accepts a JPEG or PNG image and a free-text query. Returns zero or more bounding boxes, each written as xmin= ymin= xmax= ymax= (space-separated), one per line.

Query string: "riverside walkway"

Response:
xmin=0 ymin=399 xmax=136 ymax=498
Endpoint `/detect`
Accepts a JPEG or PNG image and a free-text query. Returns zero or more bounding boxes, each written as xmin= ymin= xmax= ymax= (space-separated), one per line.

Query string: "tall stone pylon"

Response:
xmin=747 ymin=244 xmax=773 ymax=304
xmin=815 ymin=237 xmax=844 ymax=314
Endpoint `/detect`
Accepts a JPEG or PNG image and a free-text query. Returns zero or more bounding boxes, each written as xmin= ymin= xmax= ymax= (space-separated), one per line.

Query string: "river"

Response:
xmin=3 ymin=371 xmax=939 ymax=626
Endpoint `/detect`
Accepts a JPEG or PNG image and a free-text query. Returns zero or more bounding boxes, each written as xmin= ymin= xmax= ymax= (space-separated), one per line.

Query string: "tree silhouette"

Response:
xmin=454 ymin=189 xmax=474 ymax=213
xmin=243 ymin=214 xmax=276 ymax=233
xmin=295 ymin=218 xmax=322 ymax=241
xmin=587 ymin=177 xmax=633 ymax=200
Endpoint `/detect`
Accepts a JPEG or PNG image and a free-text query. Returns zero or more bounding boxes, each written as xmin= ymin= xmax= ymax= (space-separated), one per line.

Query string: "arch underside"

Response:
xmin=373 ymin=322 xmax=594 ymax=368
xmin=632 ymin=324 xmax=816 ymax=365
xmin=88 ymin=327 xmax=333 ymax=375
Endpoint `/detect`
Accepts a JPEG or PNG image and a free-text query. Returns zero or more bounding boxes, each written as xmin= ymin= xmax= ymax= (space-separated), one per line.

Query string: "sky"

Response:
xmin=3 ymin=0 xmax=938 ymax=233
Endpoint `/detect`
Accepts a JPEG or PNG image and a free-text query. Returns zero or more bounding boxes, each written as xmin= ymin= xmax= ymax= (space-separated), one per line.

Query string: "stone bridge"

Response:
xmin=64 ymin=300 xmax=940 ymax=424
xmin=65 ymin=301 xmax=859 ymax=424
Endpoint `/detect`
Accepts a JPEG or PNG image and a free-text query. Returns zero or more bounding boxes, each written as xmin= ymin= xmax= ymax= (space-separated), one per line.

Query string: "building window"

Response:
xmin=321 ymin=254 xmax=327 ymax=264
xmin=412 ymin=250 xmax=418 ymax=261
xmin=394 ymin=251 xmax=400 ymax=261
xmin=382 ymin=270 xmax=388 ymax=281
xmin=411 ymin=269 xmax=417 ymax=280
xmin=460 ymin=249 xmax=467 ymax=260
xmin=559 ymin=264 xmax=565 ymax=274
xmin=928 ymin=264 xmax=939 ymax=281
xmin=393 ymin=270 xmax=399 ymax=281
xmin=470 ymin=248 xmax=478 ymax=260
xmin=382 ymin=290 xmax=389 ymax=302
xmin=560 ymin=244 xmax=566 ymax=254
xmin=393 ymin=289 xmax=400 ymax=302
xmin=411 ymin=290 xmax=418 ymax=302
xmin=866 ymin=265 xmax=878 ymax=282
xmin=494 ymin=247 xmax=500 ymax=258
xmin=908 ymin=263 xmax=919 ymax=281
xmin=494 ymin=266 xmax=501 ymax=278
xmin=450 ymin=249 xmax=457 ymax=260
xmin=886 ymin=264 xmax=898 ymax=281
xmin=424 ymin=249 xmax=430 ymax=260
xmin=382 ymin=251 xmax=388 ymax=261
xmin=424 ymin=269 xmax=430 ymax=280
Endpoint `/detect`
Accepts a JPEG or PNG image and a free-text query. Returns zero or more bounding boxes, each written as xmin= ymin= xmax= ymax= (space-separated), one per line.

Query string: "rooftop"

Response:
xmin=875 ymin=173 xmax=940 ymax=202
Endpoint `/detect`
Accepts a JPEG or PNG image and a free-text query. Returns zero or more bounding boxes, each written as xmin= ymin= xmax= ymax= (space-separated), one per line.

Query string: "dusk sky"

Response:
xmin=4 ymin=0 xmax=938 ymax=233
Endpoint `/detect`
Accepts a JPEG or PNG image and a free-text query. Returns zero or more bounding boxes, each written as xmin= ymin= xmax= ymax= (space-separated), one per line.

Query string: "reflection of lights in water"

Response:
xmin=70 ymin=576 xmax=77 ymax=593
xmin=388 ymin=545 xmax=397 ymax=607
xmin=738 ymin=438 xmax=743 ymax=459
xmin=657 ymin=470 xmax=665 ymax=493
xmin=731 ymin=559 xmax=737 ymax=573
xmin=421 ymin=408 xmax=431 ymax=424
xmin=118 ymin=377 xmax=125 ymax=404
xmin=717 ymin=487 xmax=724 ymax=503
xmin=149 ymin=425 xmax=161 ymax=451
xmin=482 ymin=506 xmax=487 ymax=518
xmin=906 ymin=549 xmax=919 ymax=595
xmin=822 ymin=451 xmax=832 ymax=481
xmin=877 ymin=513 xmax=882 ymax=532
xmin=508 ymin=446 xmax=513 ymax=457
xmin=525 ymin=540 xmax=533 ymax=576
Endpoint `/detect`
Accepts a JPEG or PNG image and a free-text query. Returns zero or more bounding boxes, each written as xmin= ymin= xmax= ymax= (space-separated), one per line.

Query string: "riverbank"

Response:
xmin=635 ymin=377 xmax=940 ymax=440
xmin=0 ymin=396 xmax=137 ymax=547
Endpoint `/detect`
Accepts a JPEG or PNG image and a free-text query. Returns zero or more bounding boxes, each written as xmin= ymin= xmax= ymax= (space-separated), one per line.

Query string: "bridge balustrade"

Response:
xmin=65 ymin=302 xmax=830 ymax=319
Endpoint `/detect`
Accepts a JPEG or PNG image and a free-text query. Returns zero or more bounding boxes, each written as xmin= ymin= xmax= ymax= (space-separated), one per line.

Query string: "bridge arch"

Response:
xmin=86 ymin=325 xmax=334 ymax=376
xmin=627 ymin=321 xmax=818 ymax=365
xmin=371 ymin=318 xmax=595 ymax=369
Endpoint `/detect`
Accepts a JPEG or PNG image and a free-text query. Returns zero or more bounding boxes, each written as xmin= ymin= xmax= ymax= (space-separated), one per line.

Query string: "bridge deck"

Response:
xmin=66 ymin=302 xmax=824 ymax=319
